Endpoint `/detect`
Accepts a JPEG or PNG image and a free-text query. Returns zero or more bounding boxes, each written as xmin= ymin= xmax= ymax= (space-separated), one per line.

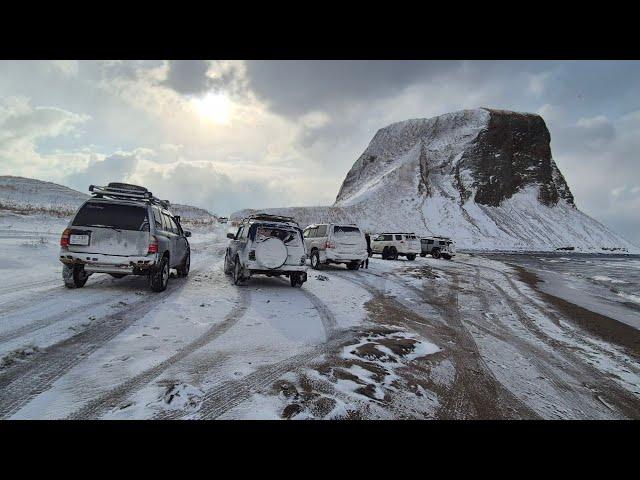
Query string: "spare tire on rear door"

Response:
xmin=255 ymin=237 xmax=288 ymax=269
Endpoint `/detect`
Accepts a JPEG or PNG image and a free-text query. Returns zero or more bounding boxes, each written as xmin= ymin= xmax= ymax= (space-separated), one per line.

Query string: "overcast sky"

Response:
xmin=0 ymin=60 xmax=639 ymax=245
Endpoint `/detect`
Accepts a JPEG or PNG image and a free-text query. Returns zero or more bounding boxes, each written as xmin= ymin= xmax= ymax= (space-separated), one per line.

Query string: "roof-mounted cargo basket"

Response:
xmin=245 ymin=212 xmax=300 ymax=226
xmin=89 ymin=183 xmax=171 ymax=210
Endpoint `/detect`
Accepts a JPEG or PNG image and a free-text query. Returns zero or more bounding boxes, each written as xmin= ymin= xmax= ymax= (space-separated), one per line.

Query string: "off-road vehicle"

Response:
xmin=371 ymin=233 xmax=420 ymax=260
xmin=420 ymin=236 xmax=455 ymax=260
xmin=303 ymin=223 xmax=368 ymax=270
xmin=224 ymin=213 xmax=308 ymax=287
xmin=59 ymin=183 xmax=191 ymax=292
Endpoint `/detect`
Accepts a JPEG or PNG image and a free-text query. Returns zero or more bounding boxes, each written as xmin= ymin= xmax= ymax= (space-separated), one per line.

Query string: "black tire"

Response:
xmin=346 ymin=261 xmax=360 ymax=270
xmin=381 ymin=247 xmax=389 ymax=260
xmin=177 ymin=249 xmax=190 ymax=277
xmin=406 ymin=254 xmax=416 ymax=261
xmin=63 ymin=265 xmax=89 ymax=288
xmin=443 ymin=254 xmax=452 ymax=260
xmin=233 ymin=256 xmax=246 ymax=285
xmin=290 ymin=272 xmax=303 ymax=288
xmin=109 ymin=273 xmax=126 ymax=279
xmin=388 ymin=247 xmax=398 ymax=260
xmin=431 ymin=249 xmax=441 ymax=259
xmin=420 ymin=252 xmax=427 ymax=257
xmin=223 ymin=250 xmax=233 ymax=275
xmin=310 ymin=250 xmax=321 ymax=270
xmin=149 ymin=255 xmax=169 ymax=292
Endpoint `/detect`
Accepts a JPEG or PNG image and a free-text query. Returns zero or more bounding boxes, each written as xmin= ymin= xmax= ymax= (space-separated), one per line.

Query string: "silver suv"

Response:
xmin=303 ymin=223 xmax=368 ymax=270
xmin=59 ymin=183 xmax=191 ymax=292
xmin=224 ymin=213 xmax=308 ymax=287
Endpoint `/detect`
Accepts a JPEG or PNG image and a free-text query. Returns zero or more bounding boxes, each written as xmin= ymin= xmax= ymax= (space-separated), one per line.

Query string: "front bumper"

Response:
xmin=59 ymin=250 xmax=157 ymax=274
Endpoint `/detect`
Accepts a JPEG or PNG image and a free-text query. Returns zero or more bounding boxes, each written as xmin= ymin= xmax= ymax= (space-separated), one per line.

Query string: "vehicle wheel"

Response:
xmin=431 ymin=249 xmax=441 ymax=259
xmin=109 ymin=273 xmax=126 ymax=279
xmin=310 ymin=250 xmax=321 ymax=270
xmin=63 ymin=265 xmax=89 ymax=288
xmin=223 ymin=251 xmax=233 ymax=275
xmin=149 ymin=255 xmax=169 ymax=292
xmin=290 ymin=272 xmax=303 ymax=287
xmin=420 ymin=252 xmax=427 ymax=257
xmin=406 ymin=254 xmax=416 ymax=261
xmin=346 ymin=261 xmax=360 ymax=270
xmin=233 ymin=256 xmax=246 ymax=285
xmin=177 ymin=249 xmax=190 ymax=277
xmin=443 ymin=254 xmax=452 ymax=260
xmin=381 ymin=247 xmax=389 ymax=260
xmin=388 ymin=247 xmax=398 ymax=260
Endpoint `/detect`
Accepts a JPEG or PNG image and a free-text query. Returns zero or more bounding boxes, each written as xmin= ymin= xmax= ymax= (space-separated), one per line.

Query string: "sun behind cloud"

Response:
xmin=190 ymin=92 xmax=232 ymax=124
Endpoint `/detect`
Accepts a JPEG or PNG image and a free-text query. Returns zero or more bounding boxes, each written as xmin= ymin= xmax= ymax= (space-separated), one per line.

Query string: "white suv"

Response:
xmin=371 ymin=233 xmax=420 ymax=261
xmin=224 ymin=214 xmax=308 ymax=287
xmin=303 ymin=223 xmax=368 ymax=270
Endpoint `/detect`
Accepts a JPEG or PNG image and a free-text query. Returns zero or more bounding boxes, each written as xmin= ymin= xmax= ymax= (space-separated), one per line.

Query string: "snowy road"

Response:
xmin=1 ymin=217 xmax=639 ymax=419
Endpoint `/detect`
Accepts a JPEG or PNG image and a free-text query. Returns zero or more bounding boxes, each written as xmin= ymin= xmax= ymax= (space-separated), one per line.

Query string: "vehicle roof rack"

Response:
xmin=244 ymin=212 xmax=300 ymax=226
xmin=89 ymin=184 xmax=171 ymax=210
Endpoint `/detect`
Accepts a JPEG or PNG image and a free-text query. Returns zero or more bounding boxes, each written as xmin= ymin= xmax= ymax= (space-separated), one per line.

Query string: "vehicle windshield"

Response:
xmin=333 ymin=226 xmax=361 ymax=237
xmin=72 ymin=202 xmax=149 ymax=231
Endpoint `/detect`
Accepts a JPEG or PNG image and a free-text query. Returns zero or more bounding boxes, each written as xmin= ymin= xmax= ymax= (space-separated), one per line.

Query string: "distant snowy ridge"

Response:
xmin=233 ymin=109 xmax=638 ymax=253
xmin=0 ymin=176 xmax=217 ymax=225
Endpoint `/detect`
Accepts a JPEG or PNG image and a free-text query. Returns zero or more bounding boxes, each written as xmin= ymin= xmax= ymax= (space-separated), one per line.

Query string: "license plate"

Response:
xmin=69 ymin=234 xmax=89 ymax=246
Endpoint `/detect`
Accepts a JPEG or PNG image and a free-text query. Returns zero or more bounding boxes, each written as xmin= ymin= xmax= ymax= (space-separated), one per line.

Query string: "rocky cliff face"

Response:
xmin=234 ymin=109 xmax=636 ymax=252
xmin=335 ymin=108 xmax=574 ymax=208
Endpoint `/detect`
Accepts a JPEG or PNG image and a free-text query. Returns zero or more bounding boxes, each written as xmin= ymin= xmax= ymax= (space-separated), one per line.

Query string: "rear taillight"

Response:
xmin=324 ymin=241 xmax=335 ymax=249
xmin=60 ymin=228 xmax=71 ymax=249
xmin=148 ymin=236 xmax=159 ymax=254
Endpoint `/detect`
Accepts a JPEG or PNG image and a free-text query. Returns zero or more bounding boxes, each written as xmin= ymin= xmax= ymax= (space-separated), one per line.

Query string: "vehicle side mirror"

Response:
xmin=227 ymin=233 xmax=235 ymax=239
xmin=184 ymin=231 xmax=191 ymax=237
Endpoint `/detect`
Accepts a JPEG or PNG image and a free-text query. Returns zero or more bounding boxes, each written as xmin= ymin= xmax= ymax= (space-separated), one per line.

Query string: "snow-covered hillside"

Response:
xmin=233 ymin=109 xmax=637 ymax=253
xmin=0 ymin=176 xmax=86 ymax=217
xmin=0 ymin=176 xmax=217 ymax=226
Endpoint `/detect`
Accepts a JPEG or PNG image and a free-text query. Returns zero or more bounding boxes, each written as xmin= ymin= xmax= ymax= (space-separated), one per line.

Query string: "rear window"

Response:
xmin=255 ymin=226 xmax=301 ymax=245
xmin=333 ymin=226 xmax=360 ymax=236
xmin=73 ymin=202 xmax=149 ymax=231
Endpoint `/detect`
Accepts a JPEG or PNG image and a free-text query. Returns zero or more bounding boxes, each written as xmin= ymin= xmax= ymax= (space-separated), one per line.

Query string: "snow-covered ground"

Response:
xmin=1 ymin=211 xmax=639 ymax=419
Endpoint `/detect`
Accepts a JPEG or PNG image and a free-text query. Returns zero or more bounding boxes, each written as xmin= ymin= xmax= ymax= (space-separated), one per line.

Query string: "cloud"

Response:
xmin=0 ymin=96 xmax=91 ymax=180
xmin=66 ymin=151 xmax=140 ymax=192
xmin=162 ymin=60 xmax=211 ymax=95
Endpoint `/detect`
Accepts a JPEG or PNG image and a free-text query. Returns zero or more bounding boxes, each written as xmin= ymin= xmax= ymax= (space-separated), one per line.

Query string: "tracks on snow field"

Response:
xmin=0 ymin=274 xmax=194 ymax=419
xmin=329 ymin=268 xmax=539 ymax=419
xmin=154 ymin=279 xmax=344 ymax=420
xmin=155 ymin=330 xmax=354 ymax=420
xmin=67 ymin=288 xmax=252 ymax=419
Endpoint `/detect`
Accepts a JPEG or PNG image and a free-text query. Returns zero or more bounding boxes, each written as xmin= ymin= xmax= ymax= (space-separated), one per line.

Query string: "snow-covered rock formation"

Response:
xmin=234 ymin=108 xmax=637 ymax=252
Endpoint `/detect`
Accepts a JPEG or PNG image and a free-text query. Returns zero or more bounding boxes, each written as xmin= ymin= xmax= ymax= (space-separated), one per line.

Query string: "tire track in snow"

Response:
xmin=0 ymin=278 xmax=59 ymax=297
xmin=155 ymin=330 xmax=355 ymax=420
xmin=154 ymin=279 xmax=346 ymax=419
xmin=329 ymin=268 xmax=538 ymax=419
xmin=0 ymin=272 xmax=197 ymax=419
xmin=66 ymin=288 xmax=252 ymax=420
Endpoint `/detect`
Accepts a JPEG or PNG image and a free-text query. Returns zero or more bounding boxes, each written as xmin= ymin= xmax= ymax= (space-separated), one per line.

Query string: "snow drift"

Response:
xmin=233 ymin=108 xmax=637 ymax=252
